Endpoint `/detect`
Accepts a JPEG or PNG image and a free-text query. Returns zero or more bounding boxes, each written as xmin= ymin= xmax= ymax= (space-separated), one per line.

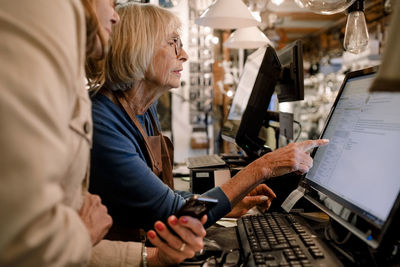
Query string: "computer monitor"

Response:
xmin=224 ymin=40 xmax=304 ymax=158
xmin=301 ymin=67 xmax=400 ymax=249
xmin=222 ymin=47 xmax=272 ymax=145
xmin=276 ymin=41 xmax=304 ymax=102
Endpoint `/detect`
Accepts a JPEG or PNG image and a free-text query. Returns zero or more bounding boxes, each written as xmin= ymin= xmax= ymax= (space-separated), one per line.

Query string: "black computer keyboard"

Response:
xmin=237 ymin=212 xmax=343 ymax=267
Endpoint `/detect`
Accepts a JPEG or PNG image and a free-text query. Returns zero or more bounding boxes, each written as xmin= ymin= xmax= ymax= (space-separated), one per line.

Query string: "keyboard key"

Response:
xmin=272 ymin=243 xmax=290 ymax=249
xmin=286 ymin=255 xmax=298 ymax=261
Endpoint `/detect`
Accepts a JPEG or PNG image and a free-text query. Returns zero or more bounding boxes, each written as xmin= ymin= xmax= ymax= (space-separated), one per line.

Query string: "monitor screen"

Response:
xmin=234 ymin=45 xmax=280 ymax=158
xmin=276 ymin=41 xmax=304 ymax=102
xmin=227 ymin=40 xmax=304 ymax=158
xmin=221 ymin=47 xmax=270 ymax=144
xmin=303 ymin=67 xmax=400 ymax=248
xmin=227 ymin=48 xmax=268 ymax=121
xmin=222 ymin=47 xmax=279 ymax=145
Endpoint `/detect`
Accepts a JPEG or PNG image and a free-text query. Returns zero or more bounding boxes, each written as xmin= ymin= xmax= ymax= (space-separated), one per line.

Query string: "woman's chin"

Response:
xmin=165 ymin=82 xmax=181 ymax=89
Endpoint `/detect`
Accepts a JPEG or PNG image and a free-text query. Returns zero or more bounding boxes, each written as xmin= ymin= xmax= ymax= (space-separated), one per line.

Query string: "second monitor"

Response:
xmin=223 ymin=40 xmax=304 ymax=159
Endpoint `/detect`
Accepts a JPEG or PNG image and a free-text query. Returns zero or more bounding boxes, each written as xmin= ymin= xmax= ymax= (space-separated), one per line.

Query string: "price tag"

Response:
xmin=281 ymin=186 xmax=305 ymax=213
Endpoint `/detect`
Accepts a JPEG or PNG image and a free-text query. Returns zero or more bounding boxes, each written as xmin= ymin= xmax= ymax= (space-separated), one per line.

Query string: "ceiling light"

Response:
xmin=370 ymin=0 xmax=400 ymax=92
xmin=251 ymin=11 xmax=262 ymax=22
xmin=343 ymin=0 xmax=369 ymax=54
xmin=271 ymin=0 xmax=285 ymax=6
xmin=195 ymin=0 xmax=259 ymax=29
xmin=211 ymin=36 xmax=220 ymax=44
xmin=294 ymin=0 xmax=356 ymax=15
xmin=224 ymin=26 xmax=272 ymax=49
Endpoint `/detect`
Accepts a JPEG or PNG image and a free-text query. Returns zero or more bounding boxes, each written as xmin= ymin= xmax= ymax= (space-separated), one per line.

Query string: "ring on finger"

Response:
xmin=179 ymin=242 xmax=186 ymax=252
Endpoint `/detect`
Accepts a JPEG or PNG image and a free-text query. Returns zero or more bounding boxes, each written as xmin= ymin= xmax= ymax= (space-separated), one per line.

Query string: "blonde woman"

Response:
xmin=89 ymin=1 xmax=328 ymax=244
xmin=83 ymin=0 xmax=207 ymax=266
xmin=0 ymin=0 xmax=99 ymax=265
xmin=0 ymin=0 xmax=204 ymax=266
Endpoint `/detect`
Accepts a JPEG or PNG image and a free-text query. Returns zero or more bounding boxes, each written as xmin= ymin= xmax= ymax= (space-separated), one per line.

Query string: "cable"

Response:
xmin=293 ymin=120 xmax=302 ymax=142
xmin=324 ymin=213 xmax=356 ymax=246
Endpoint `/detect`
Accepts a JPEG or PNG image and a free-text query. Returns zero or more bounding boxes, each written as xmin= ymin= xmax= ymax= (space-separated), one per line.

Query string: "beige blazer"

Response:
xmin=0 ymin=0 xmax=92 ymax=265
xmin=0 ymin=0 xmax=143 ymax=266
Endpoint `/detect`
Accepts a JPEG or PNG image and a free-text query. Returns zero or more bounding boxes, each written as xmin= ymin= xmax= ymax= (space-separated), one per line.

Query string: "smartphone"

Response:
xmin=175 ymin=195 xmax=219 ymax=219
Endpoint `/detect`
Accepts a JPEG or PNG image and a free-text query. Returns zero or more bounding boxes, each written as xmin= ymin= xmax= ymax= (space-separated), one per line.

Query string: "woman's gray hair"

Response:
xmin=104 ymin=2 xmax=181 ymax=91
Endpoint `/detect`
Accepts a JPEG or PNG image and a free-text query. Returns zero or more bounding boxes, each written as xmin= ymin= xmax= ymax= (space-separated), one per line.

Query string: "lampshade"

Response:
xmin=224 ymin=26 xmax=272 ymax=49
xmin=370 ymin=0 xmax=400 ymax=92
xmin=195 ymin=0 xmax=259 ymax=29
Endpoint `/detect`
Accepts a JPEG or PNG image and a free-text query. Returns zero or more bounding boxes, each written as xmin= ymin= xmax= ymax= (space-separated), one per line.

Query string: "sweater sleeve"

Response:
xmin=90 ymin=240 xmax=142 ymax=267
xmin=0 ymin=0 xmax=92 ymax=266
xmin=90 ymin=98 xmax=231 ymax=230
xmin=201 ymin=187 xmax=231 ymax=228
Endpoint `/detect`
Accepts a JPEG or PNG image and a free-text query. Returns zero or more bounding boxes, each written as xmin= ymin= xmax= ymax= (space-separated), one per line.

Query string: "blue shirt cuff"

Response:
xmin=201 ymin=186 xmax=231 ymax=228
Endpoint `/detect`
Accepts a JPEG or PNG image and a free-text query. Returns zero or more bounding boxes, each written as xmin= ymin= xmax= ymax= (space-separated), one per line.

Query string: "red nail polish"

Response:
xmin=156 ymin=223 xmax=164 ymax=231
xmin=170 ymin=217 xmax=178 ymax=225
xmin=148 ymin=231 xmax=156 ymax=239
xmin=180 ymin=217 xmax=188 ymax=224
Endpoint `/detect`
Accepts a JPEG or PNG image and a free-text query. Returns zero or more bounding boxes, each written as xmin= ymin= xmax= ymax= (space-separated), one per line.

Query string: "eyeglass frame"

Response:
xmin=170 ymin=37 xmax=183 ymax=57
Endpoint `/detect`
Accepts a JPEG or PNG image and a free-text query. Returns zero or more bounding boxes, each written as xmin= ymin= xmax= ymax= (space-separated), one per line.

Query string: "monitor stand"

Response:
xmin=324 ymin=218 xmax=400 ymax=266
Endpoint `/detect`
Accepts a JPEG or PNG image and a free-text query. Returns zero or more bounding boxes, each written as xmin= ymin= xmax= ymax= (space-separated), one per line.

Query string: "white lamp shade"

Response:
xmin=224 ymin=27 xmax=272 ymax=49
xmin=370 ymin=0 xmax=400 ymax=92
xmin=195 ymin=0 xmax=259 ymax=29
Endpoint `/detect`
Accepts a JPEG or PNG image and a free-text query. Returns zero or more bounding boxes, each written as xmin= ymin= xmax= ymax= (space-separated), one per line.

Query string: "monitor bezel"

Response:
xmin=300 ymin=66 xmax=400 ymax=248
xmin=276 ymin=40 xmax=304 ymax=102
xmin=224 ymin=41 xmax=305 ymax=157
xmin=234 ymin=45 xmax=282 ymax=158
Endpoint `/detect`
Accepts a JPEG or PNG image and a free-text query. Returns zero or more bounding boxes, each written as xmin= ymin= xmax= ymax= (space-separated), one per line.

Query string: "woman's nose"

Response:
xmin=178 ymin=48 xmax=188 ymax=62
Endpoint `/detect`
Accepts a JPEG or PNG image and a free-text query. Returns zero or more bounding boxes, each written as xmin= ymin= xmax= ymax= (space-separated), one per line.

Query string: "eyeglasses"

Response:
xmin=169 ymin=37 xmax=183 ymax=56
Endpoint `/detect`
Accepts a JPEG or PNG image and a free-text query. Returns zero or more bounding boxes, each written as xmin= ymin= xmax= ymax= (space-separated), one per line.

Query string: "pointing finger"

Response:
xmin=298 ymin=139 xmax=329 ymax=152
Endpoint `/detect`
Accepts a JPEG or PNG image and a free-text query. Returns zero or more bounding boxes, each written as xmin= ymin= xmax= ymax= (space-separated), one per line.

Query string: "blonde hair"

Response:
xmin=82 ymin=0 xmax=108 ymax=91
xmin=103 ymin=3 xmax=181 ymax=91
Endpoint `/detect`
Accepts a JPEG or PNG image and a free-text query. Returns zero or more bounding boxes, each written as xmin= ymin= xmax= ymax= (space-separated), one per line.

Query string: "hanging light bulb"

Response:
xmin=343 ymin=0 xmax=369 ymax=54
xmin=294 ymin=0 xmax=356 ymax=14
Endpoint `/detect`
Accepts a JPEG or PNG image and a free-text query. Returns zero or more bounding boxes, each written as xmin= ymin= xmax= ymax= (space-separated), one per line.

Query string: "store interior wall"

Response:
xmin=165 ymin=0 xmax=196 ymax=163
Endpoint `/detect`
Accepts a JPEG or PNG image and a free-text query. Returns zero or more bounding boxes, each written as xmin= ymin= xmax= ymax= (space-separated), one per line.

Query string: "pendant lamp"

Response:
xmin=370 ymin=0 xmax=400 ymax=92
xmin=195 ymin=0 xmax=259 ymax=29
xmin=224 ymin=26 xmax=272 ymax=49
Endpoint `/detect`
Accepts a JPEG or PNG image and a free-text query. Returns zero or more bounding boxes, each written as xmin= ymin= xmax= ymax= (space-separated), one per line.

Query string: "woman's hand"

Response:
xmin=225 ymin=184 xmax=276 ymax=217
xmin=146 ymin=215 xmax=207 ymax=266
xmin=259 ymin=139 xmax=329 ymax=178
xmin=78 ymin=192 xmax=113 ymax=246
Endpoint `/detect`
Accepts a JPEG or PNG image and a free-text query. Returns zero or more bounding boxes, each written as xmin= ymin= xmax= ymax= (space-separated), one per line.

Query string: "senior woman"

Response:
xmin=89 ymin=2 xmax=328 ymax=242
